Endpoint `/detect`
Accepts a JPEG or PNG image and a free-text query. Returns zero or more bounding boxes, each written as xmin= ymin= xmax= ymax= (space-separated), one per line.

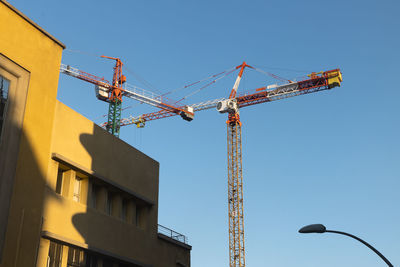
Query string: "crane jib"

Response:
xmin=122 ymin=69 xmax=342 ymax=127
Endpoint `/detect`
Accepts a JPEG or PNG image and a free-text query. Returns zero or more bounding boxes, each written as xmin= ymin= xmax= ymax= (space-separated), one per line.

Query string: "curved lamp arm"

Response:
xmin=325 ymin=230 xmax=393 ymax=267
xmin=299 ymin=224 xmax=394 ymax=267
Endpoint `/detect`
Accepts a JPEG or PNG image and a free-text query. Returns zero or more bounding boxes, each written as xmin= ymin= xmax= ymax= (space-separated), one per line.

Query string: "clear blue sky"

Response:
xmin=10 ymin=0 xmax=400 ymax=266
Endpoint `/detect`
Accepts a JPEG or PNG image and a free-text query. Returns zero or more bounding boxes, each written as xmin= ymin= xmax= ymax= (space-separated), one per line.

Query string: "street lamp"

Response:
xmin=299 ymin=224 xmax=393 ymax=267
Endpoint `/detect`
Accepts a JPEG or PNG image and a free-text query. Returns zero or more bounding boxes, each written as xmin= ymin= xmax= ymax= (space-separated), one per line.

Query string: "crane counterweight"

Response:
xmin=180 ymin=106 xmax=195 ymax=121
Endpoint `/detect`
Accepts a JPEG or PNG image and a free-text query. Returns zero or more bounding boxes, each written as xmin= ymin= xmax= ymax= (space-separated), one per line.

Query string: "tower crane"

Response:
xmin=60 ymin=57 xmax=342 ymax=267
xmin=116 ymin=63 xmax=343 ymax=267
xmin=60 ymin=56 xmax=195 ymax=137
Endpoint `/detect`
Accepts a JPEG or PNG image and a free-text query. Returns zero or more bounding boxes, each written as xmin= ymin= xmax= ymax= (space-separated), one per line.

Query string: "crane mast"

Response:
xmin=227 ymin=115 xmax=245 ymax=267
xmin=103 ymin=56 xmax=125 ymax=136
xmin=226 ymin=62 xmax=248 ymax=267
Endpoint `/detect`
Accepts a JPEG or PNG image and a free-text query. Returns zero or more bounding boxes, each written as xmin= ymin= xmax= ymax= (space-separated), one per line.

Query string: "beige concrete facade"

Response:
xmin=0 ymin=1 xmax=191 ymax=266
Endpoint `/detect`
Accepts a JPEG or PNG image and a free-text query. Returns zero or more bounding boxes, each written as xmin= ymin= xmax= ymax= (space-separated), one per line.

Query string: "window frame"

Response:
xmin=67 ymin=246 xmax=85 ymax=267
xmin=72 ymin=177 xmax=82 ymax=203
xmin=0 ymin=54 xmax=30 ymax=261
xmin=55 ymin=167 xmax=64 ymax=195
xmin=48 ymin=241 xmax=63 ymax=267
xmin=121 ymin=198 xmax=128 ymax=221
xmin=106 ymin=191 xmax=113 ymax=215
xmin=0 ymin=75 xmax=10 ymax=142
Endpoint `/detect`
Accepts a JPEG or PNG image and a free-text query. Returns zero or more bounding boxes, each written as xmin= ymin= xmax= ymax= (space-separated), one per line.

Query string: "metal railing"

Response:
xmin=158 ymin=224 xmax=188 ymax=245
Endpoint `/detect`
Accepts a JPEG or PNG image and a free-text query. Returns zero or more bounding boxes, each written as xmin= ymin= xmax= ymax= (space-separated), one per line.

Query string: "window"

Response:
xmin=73 ymin=177 xmax=81 ymax=202
xmin=67 ymin=246 xmax=85 ymax=267
xmin=106 ymin=191 xmax=113 ymax=215
xmin=102 ymin=259 xmax=113 ymax=267
xmin=85 ymin=253 xmax=98 ymax=267
xmin=121 ymin=198 xmax=128 ymax=221
xmin=0 ymin=54 xmax=30 ymax=260
xmin=135 ymin=206 xmax=141 ymax=226
xmin=0 ymin=75 xmax=10 ymax=142
xmin=91 ymin=183 xmax=98 ymax=209
xmin=136 ymin=205 xmax=146 ymax=229
xmin=55 ymin=168 xmax=64 ymax=194
xmin=48 ymin=241 xmax=63 ymax=267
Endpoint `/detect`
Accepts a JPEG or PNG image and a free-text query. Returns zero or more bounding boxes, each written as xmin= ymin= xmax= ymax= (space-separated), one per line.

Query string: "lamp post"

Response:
xmin=298 ymin=224 xmax=393 ymax=267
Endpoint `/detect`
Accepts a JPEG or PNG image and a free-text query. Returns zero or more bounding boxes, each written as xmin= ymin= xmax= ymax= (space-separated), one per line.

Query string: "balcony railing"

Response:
xmin=158 ymin=224 xmax=188 ymax=245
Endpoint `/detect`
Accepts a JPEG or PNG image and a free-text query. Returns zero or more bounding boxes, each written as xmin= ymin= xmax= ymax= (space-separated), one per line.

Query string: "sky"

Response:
xmin=9 ymin=0 xmax=400 ymax=266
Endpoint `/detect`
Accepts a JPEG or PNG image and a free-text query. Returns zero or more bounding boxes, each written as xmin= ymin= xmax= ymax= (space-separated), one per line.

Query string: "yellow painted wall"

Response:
xmin=45 ymin=101 xmax=160 ymax=264
xmin=43 ymin=101 xmax=190 ymax=266
xmin=0 ymin=1 xmax=64 ymax=267
xmin=51 ymin=102 xmax=159 ymax=202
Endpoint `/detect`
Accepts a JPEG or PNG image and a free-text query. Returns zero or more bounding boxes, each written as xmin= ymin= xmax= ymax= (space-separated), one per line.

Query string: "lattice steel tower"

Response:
xmin=227 ymin=113 xmax=245 ymax=267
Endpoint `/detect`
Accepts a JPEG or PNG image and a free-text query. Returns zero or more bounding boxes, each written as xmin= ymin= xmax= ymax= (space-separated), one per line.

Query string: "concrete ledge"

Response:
xmin=51 ymin=153 xmax=155 ymax=206
xmin=41 ymin=231 xmax=151 ymax=267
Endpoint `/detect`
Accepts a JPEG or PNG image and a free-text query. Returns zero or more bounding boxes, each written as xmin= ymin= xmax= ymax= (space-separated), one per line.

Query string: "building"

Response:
xmin=0 ymin=1 xmax=191 ymax=266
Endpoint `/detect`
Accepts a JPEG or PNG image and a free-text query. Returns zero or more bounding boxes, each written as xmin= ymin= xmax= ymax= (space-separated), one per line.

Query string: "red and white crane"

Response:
xmin=116 ymin=63 xmax=343 ymax=267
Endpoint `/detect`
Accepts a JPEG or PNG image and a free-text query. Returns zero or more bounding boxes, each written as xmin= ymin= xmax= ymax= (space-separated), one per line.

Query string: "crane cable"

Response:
xmin=66 ymin=48 xmax=235 ymax=103
xmin=251 ymin=67 xmax=290 ymax=83
xmin=174 ymin=67 xmax=237 ymax=104
xmin=123 ymin=65 xmax=163 ymax=94
xmin=252 ymin=64 xmax=311 ymax=73
xmin=65 ymin=48 xmax=102 ymax=58
xmin=124 ymin=64 xmax=237 ymax=106
xmin=163 ymin=66 xmax=236 ymax=97
xmin=66 ymin=48 xmax=163 ymax=94
xmin=252 ymin=65 xmax=312 ymax=83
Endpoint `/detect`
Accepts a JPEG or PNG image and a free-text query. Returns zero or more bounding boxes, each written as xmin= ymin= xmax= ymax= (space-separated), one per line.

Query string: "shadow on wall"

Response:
xmin=72 ymin=125 xmax=145 ymax=267
xmin=72 ymin=126 xmax=111 ymax=250
xmin=72 ymin=122 xmax=189 ymax=267
xmin=0 ymin=102 xmax=63 ymax=267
